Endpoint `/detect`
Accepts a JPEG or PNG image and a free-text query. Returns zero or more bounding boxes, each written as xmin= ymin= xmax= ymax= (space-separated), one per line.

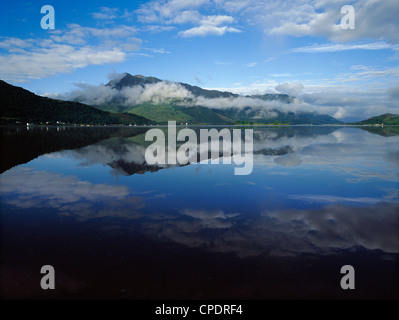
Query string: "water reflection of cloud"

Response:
xmin=384 ymin=150 xmax=399 ymax=167
xmin=264 ymin=203 xmax=399 ymax=254
xmin=341 ymin=167 xmax=398 ymax=183
xmin=1 ymin=168 xmax=398 ymax=257
xmin=382 ymin=188 xmax=399 ymax=201
xmin=0 ymin=167 xmax=144 ymax=220
xmin=288 ymin=194 xmax=392 ymax=205
xmin=137 ymin=204 xmax=399 ymax=257
xmin=0 ymin=167 xmax=129 ymax=201
xmin=180 ymin=209 xmax=241 ymax=229
xmin=273 ymin=153 xmax=302 ymax=167
xmin=253 ymin=128 xmax=399 ymax=183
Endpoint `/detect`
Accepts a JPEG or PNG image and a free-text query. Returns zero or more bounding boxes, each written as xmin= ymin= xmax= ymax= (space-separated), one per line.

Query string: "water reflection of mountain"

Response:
xmin=0 ymin=126 xmax=147 ymax=174
xmin=359 ymin=126 xmax=399 ymax=137
xmin=66 ymin=126 xmax=341 ymax=176
xmin=2 ymin=125 xmax=397 ymax=176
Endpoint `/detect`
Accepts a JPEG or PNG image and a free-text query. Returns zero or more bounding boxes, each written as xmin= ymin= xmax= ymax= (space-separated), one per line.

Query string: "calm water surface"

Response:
xmin=1 ymin=125 xmax=398 ymax=299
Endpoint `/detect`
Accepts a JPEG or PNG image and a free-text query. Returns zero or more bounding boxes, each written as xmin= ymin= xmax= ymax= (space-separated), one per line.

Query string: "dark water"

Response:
xmin=1 ymin=125 xmax=398 ymax=299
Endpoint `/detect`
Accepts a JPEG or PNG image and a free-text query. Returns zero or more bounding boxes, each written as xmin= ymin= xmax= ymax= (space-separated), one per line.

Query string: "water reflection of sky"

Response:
xmin=1 ymin=127 xmax=398 ymax=259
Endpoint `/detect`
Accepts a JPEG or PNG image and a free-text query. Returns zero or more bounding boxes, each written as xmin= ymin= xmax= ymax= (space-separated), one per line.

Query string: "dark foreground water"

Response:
xmin=1 ymin=125 xmax=398 ymax=299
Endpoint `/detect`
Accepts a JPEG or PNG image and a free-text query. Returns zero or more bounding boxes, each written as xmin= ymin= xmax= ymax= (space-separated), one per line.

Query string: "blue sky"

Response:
xmin=1 ymin=0 xmax=399 ymax=121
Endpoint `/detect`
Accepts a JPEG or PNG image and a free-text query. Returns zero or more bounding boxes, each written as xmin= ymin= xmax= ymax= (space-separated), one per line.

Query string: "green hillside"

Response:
xmin=0 ymin=80 xmax=152 ymax=125
xmin=176 ymin=106 xmax=235 ymax=124
xmin=219 ymin=108 xmax=342 ymax=125
xmin=126 ymin=103 xmax=236 ymax=124
xmin=128 ymin=104 xmax=193 ymax=123
xmin=125 ymin=102 xmax=340 ymax=125
xmin=351 ymin=113 xmax=399 ymax=125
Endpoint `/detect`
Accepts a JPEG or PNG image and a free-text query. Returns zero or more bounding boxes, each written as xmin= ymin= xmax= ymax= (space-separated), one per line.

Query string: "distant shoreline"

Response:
xmin=2 ymin=124 xmax=399 ymax=128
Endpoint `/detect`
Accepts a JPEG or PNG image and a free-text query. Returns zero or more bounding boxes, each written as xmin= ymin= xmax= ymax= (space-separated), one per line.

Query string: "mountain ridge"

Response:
xmin=350 ymin=113 xmax=399 ymax=125
xmin=94 ymin=73 xmax=342 ymax=125
xmin=3 ymin=74 xmax=375 ymax=126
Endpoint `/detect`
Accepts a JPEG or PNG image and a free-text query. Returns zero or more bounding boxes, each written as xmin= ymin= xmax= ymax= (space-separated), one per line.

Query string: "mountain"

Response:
xmin=0 ymin=126 xmax=148 ymax=173
xmin=350 ymin=113 xmax=399 ymax=125
xmin=105 ymin=73 xmax=162 ymax=90
xmin=91 ymin=73 xmax=341 ymax=125
xmin=0 ymin=80 xmax=152 ymax=125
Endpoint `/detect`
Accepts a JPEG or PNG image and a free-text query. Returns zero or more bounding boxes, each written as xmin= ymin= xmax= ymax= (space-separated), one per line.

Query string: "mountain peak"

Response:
xmin=106 ymin=73 xmax=161 ymax=89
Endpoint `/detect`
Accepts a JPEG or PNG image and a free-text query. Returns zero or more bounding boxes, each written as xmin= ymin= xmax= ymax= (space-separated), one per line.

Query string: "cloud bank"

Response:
xmin=0 ymin=24 xmax=141 ymax=82
xmin=137 ymin=0 xmax=399 ymax=43
xmin=136 ymin=1 xmax=241 ymax=37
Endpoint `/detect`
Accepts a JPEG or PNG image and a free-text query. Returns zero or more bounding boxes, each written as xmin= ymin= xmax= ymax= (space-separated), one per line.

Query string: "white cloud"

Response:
xmin=0 ymin=24 xmax=141 ymax=82
xmin=209 ymin=62 xmax=399 ymax=120
xmin=0 ymin=45 xmax=126 ymax=82
xmin=346 ymin=65 xmax=399 ymax=81
xmin=141 ymin=25 xmax=176 ymax=33
xmin=91 ymin=7 xmax=119 ymax=21
xmin=179 ymin=24 xmax=241 ymax=37
xmin=136 ymin=1 xmax=240 ymax=38
xmin=90 ymin=7 xmax=137 ymax=23
xmin=179 ymin=15 xmax=241 ymax=37
xmin=136 ymin=0 xmax=210 ymax=24
xmin=201 ymin=15 xmax=235 ymax=26
xmin=71 ymin=24 xmax=139 ymax=39
xmin=218 ymin=0 xmax=399 ymax=44
xmin=106 ymin=0 xmax=399 ymax=43
xmin=130 ymin=81 xmax=195 ymax=104
xmin=144 ymin=47 xmax=171 ymax=54
xmin=246 ymin=62 xmax=257 ymax=67
xmin=275 ymin=82 xmax=304 ymax=96
xmin=299 ymin=86 xmax=398 ymax=121
xmin=172 ymin=10 xmax=203 ymax=25
xmin=292 ymin=42 xmax=398 ymax=53
xmin=63 ymin=79 xmax=195 ymax=106
xmin=264 ymin=0 xmax=399 ymax=43
xmin=0 ymin=37 xmax=34 ymax=51
xmin=269 ymin=73 xmax=293 ymax=77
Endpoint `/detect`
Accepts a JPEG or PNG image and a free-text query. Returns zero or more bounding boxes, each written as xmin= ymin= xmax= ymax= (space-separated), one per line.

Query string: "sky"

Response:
xmin=1 ymin=0 xmax=399 ymax=121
